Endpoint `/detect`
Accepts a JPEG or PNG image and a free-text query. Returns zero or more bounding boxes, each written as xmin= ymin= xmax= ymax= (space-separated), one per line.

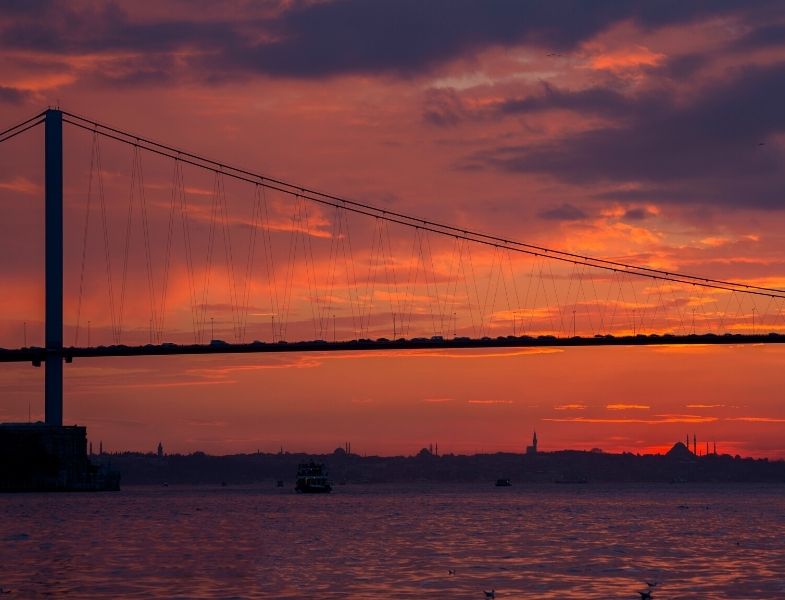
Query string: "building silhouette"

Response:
xmin=666 ymin=441 xmax=694 ymax=459
xmin=0 ymin=423 xmax=119 ymax=491
xmin=525 ymin=430 xmax=538 ymax=455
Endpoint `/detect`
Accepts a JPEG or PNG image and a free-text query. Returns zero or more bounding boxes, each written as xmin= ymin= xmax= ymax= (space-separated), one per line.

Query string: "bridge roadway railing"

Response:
xmin=2 ymin=332 xmax=784 ymax=364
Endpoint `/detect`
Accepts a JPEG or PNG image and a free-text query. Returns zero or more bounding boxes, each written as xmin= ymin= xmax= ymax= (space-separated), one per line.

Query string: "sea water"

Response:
xmin=2 ymin=483 xmax=785 ymax=598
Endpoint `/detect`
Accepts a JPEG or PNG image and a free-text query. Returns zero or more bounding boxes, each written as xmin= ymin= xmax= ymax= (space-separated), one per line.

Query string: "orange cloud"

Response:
xmin=589 ymin=46 xmax=666 ymax=72
xmin=7 ymin=71 xmax=77 ymax=91
xmin=544 ymin=418 xmax=652 ymax=424
xmin=110 ymin=379 xmax=235 ymax=389
xmin=700 ymin=236 xmax=732 ymax=248
xmin=606 ymin=403 xmax=650 ymax=410
xmin=654 ymin=413 xmax=720 ymax=422
xmin=546 ymin=414 xmax=719 ymax=424
xmin=468 ymin=399 xmax=513 ymax=405
xmin=292 ymin=348 xmax=562 ymax=362
xmin=726 ymin=417 xmax=785 ymax=423
xmin=555 ymin=403 xmax=586 ymax=410
xmin=699 ymin=233 xmax=761 ymax=248
xmin=185 ymin=357 xmax=323 ymax=378
xmin=0 ymin=177 xmax=39 ymax=195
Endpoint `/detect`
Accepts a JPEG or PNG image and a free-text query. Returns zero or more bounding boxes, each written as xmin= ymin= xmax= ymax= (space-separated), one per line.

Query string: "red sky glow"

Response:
xmin=1 ymin=1 xmax=785 ymax=457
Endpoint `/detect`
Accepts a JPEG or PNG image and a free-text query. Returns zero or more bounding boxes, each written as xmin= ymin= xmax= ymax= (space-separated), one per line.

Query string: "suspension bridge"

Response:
xmin=1 ymin=109 xmax=784 ymax=426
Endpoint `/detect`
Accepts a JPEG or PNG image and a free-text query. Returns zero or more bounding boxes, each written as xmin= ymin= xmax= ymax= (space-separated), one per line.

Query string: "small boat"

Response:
xmin=495 ymin=478 xmax=512 ymax=487
xmin=295 ymin=461 xmax=332 ymax=494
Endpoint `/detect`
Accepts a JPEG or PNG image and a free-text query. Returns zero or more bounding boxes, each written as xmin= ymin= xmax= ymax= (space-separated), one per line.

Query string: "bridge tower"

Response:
xmin=44 ymin=108 xmax=63 ymax=426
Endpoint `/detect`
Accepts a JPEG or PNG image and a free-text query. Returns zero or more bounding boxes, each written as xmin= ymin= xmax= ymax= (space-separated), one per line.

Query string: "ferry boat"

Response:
xmin=295 ymin=461 xmax=332 ymax=493
xmin=495 ymin=478 xmax=512 ymax=487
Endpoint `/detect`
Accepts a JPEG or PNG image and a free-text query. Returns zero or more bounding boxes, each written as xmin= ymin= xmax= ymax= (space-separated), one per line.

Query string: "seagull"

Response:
xmin=484 ymin=590 xmax=496 ymax=599
xmin=757 ymin=142 xmax=766 ymax=146
xmin=645 ymin=581 xmax=659 ymax=588
xmin=638 ymin=590 xmax=653 ymax=600
xmin=448 ymin=569 xmax=455 ymax=575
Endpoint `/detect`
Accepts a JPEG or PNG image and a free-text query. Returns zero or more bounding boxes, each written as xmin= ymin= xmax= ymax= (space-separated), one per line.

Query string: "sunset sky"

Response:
xmin=2 ymin=1 xmax=785 ymax=457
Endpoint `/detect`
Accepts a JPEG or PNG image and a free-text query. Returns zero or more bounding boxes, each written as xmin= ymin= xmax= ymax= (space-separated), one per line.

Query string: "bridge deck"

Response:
xmin=1 ymin=333 xmax=783 ymax=363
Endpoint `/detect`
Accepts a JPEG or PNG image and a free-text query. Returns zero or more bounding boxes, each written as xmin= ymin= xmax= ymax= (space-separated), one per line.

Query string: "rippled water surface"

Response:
xmin=2 ymin=483 xmax=785 ymax=598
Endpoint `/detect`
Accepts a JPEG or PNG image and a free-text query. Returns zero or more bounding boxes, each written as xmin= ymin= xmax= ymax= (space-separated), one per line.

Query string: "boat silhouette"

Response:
xmin=295 ymin=461 xmax=332 ymax=493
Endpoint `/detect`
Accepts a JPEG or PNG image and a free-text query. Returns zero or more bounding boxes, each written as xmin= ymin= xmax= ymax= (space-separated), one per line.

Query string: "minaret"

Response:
xmin=533 ymin=430 xmax=538 ymax=453
xmin=693 ymin=433 xmax=696 ymax=455
xmin=157 ymin=441 xmax=163 ymax=458
xmin=705 ymin=441 xmax=709 ymax=456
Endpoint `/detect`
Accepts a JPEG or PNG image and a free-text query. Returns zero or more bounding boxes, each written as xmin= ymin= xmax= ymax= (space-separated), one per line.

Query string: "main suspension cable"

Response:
xmin=60 ymin=111 xmax=785 ymax=300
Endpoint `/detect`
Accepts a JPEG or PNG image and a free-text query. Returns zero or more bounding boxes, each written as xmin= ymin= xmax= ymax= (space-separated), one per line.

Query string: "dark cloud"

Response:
xmin=233 ymin=0 xmax=780 ymax=77
xmin=0 ymin=2 xmax=243 ymax=61
xmin=538 ymin=203 xmax=588 ymax=221
xmin=474 ymin=62 xmax=785 ymax=209
xmin=622 ymin=207 xmax=650 ymax=221
xmin=0 ymin=0 xmax=51 ymax=15
xmin=497 ymin=82 xmax=643 ymax=119
xmin=426 ymin=81 xmax=646 ymax=128
xmin=733 ymin=22 xmax=785 ymax=50
xmin=0 ymin=86 xmax=29 ymax=104
xmin=1 ymin=0 xmax=780 ymax=80
xmin=91 ymin=55 xmax=178 ymax=87
xmin=653 ymin=53 xmax=710 ymax=79
xmin=0 ymin=2 xmax=245 ymax=86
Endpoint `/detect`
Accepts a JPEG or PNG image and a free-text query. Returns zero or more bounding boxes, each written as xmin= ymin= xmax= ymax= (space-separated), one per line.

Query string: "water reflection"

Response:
xmin=1 ymin=484 xmax=784 ymax=598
